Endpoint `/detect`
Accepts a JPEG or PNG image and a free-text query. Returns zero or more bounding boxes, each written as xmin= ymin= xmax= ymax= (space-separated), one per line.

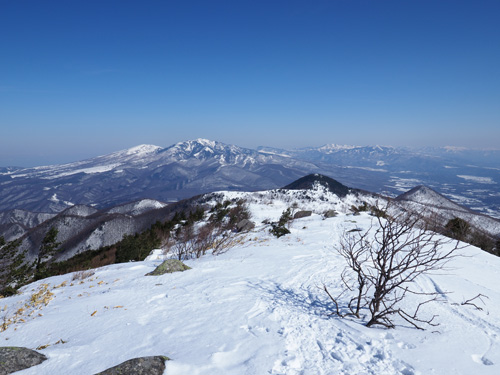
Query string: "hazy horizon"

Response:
xmin=2 ymin=138 xmax=500 ymax=169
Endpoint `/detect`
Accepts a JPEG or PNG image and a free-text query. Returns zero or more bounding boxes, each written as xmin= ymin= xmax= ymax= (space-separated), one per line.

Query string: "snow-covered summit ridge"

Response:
xmin=396 ymin=185 xmax=467 ymax=212
xmin=160 ymin=138 xmax=315 ymax=168
xmin=123 ymin=144 xmax=162 ymax=156
xmin=206 ymin=187 xmax=367 ymax=223
xmin=164 ymin=138 xmax=248 ymax=161
xmin=2 ymin=191 xmax=500 ymax=375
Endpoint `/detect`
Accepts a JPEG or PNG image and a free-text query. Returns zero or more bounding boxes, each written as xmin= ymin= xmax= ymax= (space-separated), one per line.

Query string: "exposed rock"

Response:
xmin=95 ymin=355 xmax=170 ymax=375
xmin=236 ymin=219 xmax=255 ymax=232
xmin=324 ymin=210 xmax=337 ymax=218
xmin=146 ymin=259 xmax=191 ymax=276
xmin=0 ymin=347 xmax=47 ymax=375
xmin=294 ymin=211 xmax=312 ymax=219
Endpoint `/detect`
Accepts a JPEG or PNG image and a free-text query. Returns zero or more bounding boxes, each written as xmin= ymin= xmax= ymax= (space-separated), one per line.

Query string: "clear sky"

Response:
xmin=1 ymin=0 xmax=499 ymax=166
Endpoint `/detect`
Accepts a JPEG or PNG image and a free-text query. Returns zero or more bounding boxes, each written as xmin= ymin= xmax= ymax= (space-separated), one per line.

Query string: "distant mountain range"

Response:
xmin=0 ymin=139 xmax=499 ymax=218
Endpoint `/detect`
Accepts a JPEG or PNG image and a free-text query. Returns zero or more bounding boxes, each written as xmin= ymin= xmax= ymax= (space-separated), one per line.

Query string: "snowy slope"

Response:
xmin=1 ymin=191 xmax=499 ymax=375
xmin=0 ymin=139 xmax=321 ymax=213
xmin=396 ymin=186 xmax=500 ymax=237
xmin=105 ymin=199 xmax=168 ymax=216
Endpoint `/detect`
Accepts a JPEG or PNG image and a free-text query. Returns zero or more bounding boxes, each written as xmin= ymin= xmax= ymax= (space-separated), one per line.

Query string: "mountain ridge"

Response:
xmin=1 ymin=173 xmax=499 ymax=296
xmin=1 ymin=139 xmax=499 ymax=218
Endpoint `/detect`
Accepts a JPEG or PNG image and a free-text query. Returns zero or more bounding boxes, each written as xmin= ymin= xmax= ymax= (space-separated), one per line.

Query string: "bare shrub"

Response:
xmin=325 ymin=207 xmax=461 ymax=329
xmin=72 ymin=269 xmax=95 ymax=281
xmin=168 ymin=221 xmax=241 ymax=260
xmin=171 ymin=224 xmax=196 ymax=260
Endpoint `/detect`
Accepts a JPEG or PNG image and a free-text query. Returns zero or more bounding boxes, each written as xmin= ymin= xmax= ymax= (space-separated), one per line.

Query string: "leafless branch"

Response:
xmin=326 ymin=202 xmax=464 ymax=329
xmin=460 ymin=293 xmax=489 ymax=311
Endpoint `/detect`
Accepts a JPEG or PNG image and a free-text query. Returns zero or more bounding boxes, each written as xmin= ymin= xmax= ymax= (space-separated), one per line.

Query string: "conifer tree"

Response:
xmin=35 ymin=227 xmax=61 ymax=278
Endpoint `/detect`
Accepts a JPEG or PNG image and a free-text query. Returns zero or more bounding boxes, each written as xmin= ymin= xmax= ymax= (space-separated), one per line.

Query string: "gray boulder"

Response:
xmin=236 ymin=219 xmax=255 ymax=232
xmin=293 ymin=211 xmax=312 ymax=219
xmin=146 ymin=259 xmax=191 ymax=276
xmin=95 ymin=356 xmax=170 ymax=375
xmin=0 ymin=347 xmax=47 ymax=375
xmin=324 ymin=210 xmax=337 ymax=218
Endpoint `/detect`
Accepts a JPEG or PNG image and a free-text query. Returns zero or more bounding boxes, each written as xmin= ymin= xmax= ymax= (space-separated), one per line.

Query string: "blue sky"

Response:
xmin=1 ymin=0 xmax=499 ymax=166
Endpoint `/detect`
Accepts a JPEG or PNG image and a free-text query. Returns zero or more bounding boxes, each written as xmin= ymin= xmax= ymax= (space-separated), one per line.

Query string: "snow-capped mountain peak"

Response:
xmin=317 ymin=144 xmax=358 ymax=152
xmin=1 ymin=139 xmax=499 ymax=218
xmin=163 ymin=139 xmax=258 ymax=164
xmin=123 ymin=144 xmax=162 ymax=156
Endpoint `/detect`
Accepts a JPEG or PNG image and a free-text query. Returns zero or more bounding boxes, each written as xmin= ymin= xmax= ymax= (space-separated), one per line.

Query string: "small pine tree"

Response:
xmin=270 ymin=208 xmax=293 ymax=238
xmin=445 ymin=217 xmax=470 ymax=241
xmin=278 ymin=208 xmax=293 ymax=227
xmin=35 ymin=227 xmax=61 ymax=279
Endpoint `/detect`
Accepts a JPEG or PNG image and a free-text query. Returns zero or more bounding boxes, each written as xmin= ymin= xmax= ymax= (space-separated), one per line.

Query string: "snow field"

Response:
xmin=1 ymin=192 xmax=499 ymax=374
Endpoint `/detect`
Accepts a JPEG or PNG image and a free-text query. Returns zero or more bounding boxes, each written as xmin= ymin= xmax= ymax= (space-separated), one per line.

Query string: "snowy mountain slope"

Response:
xmin=1 ymin=191 xmax=499 ymax=374
xmin=0 ymin=199 xmax=175 ymax=289
xmin=0 ymin=139 xmax=322 ymax=213
xmin=396 ymin=186 xmax=500 ymax=237
xmin=0 ymin=210 xmax=56 ymax=242
xmin=2 ymin=144 xmax=162 ymax=180
xmin=0 ymin=209 xmax=55 ymax=228
xmin=105 ymin=199 xmax=168 ymax=216
xmin=260 ymin=144 xmax=500 ymax=218
xmin=396 ymin=185 xmax=469 ymax=212
xmin=1 ymin=138 xmax=499 ymax=217
xmin=60 ymin=205 xmax=99 ymax=218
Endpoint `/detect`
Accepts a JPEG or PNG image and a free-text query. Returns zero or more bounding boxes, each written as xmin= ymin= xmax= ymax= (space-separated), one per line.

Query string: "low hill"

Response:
xmin=282 ymin=173 xmax=352 ymax=197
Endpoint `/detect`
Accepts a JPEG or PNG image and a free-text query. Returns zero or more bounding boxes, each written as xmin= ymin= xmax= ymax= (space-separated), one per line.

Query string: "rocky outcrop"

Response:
xmin=146 ymin=259 xmax=191 ymax=276
xmin=0 ymin=347 xmax=47 ymax=375
xmin=294 ymin=211 xmax=312 ymax=219
xmin=95 ymin=356 xmax=170 ymax=375
xmin=236 ymin=219 xmax=255 ymax=232
xmin=324 ymin=210 xmax=337 ymax=218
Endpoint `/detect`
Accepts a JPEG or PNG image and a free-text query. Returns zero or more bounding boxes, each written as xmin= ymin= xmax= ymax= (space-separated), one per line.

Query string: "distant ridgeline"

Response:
xmin=0 ymin=139 xmax=499 ymax=219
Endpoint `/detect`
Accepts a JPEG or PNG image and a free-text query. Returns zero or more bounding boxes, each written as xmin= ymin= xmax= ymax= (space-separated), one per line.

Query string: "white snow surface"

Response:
xmin=106 ymin=199 xmax=167 ymax=216
xmin=1 ymin=191 xmax=500 ymax=375
xmin=457 ymin=175 xmax=496 ymax=184
xmin=124 ymin=144 xmax=162 ymax=156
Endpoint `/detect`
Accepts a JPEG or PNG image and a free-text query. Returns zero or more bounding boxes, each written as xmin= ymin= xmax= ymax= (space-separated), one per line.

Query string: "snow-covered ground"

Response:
xmin=1 ymin=191 xmax=499 ymax=375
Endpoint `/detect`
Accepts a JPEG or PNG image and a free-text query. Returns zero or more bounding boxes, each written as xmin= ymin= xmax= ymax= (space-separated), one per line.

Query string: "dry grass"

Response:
xmin=72 ymin=269 xmax=95 ymax=281
xmin=1 ymin=283 xmax=55 ymax=332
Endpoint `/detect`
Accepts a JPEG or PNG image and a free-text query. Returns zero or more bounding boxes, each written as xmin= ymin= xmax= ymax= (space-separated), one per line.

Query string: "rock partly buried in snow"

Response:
xmin=0 ymin=347 xmax=47 ymax=375
xmin=236 ymin=219 xmax=255 ymax=232
xmin=324 ymin=210 xmax=337 ymax=218
xmin=94 ymin=356 xmax=170 ymax=375
xmin=294 ymin=210 xmax=312 ymax=219
xmin=146 ymin=259 xmax=191 ymax=276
